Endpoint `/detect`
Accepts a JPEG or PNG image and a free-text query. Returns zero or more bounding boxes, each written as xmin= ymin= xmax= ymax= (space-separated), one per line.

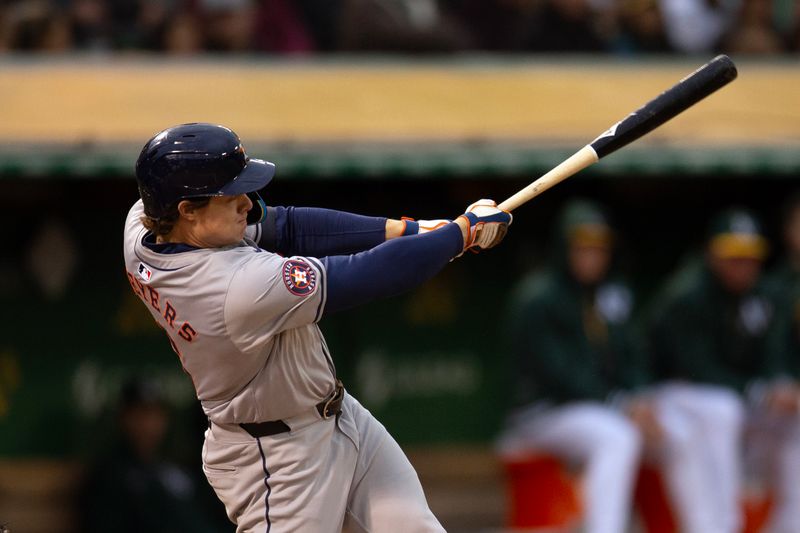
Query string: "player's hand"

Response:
xmin=626 ymin=397 xmax=663 ymax=445
xmin=764 ymin=382 xmax=800 ymax=414
xmin=457 ymin=199 xmax=512 ymax=252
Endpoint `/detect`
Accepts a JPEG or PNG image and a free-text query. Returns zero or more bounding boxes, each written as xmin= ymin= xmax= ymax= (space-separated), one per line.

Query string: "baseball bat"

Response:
xmin=497 ymin=55 xmax=738 ymax=212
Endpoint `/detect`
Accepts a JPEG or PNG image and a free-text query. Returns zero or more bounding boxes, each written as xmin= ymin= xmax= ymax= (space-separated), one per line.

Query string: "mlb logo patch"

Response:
xmin=137 ymin=262 xmax=153 ymax=282
xmin=282 ymin=260 xmax=317 ymax=296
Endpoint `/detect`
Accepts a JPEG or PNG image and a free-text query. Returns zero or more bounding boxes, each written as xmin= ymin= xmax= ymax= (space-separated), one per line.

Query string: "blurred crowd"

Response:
xmin=0 ymin=0 xmax=797 ymax=55
xmin=498 ymin=195 xmax=800 ymax=532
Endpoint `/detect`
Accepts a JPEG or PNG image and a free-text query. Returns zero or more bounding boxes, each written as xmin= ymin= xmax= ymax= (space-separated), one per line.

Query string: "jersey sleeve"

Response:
xmin=250 ymin=206 xmax=388 ymax=256
xmin=321 ymin=223 xmax=464 ymax=313
xmin=223 ymin=251 xmax=327 ymax=353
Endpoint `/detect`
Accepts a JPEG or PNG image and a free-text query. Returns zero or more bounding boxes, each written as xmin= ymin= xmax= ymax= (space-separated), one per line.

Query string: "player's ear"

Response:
xmin=177 ymin=200 xmax=202 ymax=221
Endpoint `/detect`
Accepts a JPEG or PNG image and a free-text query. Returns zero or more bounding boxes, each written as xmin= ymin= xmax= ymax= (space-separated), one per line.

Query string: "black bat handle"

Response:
xmin=590 ymin=55 xmax=738 ymax=159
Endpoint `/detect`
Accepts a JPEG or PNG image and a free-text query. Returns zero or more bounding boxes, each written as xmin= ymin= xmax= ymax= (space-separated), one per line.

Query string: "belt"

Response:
xmin=239 ymin=380 xmax=344 ymax=438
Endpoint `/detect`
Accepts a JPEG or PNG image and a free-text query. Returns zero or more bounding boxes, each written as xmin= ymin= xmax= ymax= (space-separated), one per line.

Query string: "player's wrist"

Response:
xmin=400 ymin=217 xmax=419 ymax=236
xmin=454 ymin=216 xmax=470 ymax=246
xmin=385 ymin=218 xmax=406 ymax=240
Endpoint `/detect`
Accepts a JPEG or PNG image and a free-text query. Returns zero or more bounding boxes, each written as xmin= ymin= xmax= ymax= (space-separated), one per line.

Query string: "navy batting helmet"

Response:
xmin=135 ymin=123 xmax=274 ymax=224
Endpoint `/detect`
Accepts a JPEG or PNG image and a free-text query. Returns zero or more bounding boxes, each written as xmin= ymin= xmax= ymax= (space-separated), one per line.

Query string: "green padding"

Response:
xmin=1 ymin=143 xmax=799 ymax=178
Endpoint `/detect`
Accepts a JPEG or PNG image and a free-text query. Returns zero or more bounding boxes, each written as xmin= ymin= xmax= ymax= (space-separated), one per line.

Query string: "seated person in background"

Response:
xmin=647 ymin=207 xmax=794 ymax=533
xmin=497 ymin=199 xmax=652 ymax=533
xmin=81 ymin=378 xmax=219 ymax=533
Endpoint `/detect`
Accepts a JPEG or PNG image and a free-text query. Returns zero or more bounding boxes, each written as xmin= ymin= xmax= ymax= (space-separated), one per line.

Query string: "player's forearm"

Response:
xmin=321 ymin=223 xmax=464 ymax=314
xmin=256 ymin=206 xmax=389 ymax=256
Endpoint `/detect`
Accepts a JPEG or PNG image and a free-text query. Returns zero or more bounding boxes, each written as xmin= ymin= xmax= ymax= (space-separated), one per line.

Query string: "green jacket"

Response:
xmin=509 ymin=269 xmax=649 ymax=406
xmin=647 ymin=259 xmax=784 ymax=392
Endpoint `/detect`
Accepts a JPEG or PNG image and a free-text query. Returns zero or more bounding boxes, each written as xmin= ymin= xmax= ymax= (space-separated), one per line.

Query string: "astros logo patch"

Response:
xmin=282 ymin=260 xmax=317 ymax=296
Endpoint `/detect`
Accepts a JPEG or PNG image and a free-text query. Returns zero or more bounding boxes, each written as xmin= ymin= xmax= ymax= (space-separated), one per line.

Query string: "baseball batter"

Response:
xmin=122 ymin=123 xmax=512 ymax=532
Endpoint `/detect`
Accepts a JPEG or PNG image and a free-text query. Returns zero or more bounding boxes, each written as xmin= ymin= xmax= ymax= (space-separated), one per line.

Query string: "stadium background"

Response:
xmin=0 ymin=1 xmax=798 ymax=531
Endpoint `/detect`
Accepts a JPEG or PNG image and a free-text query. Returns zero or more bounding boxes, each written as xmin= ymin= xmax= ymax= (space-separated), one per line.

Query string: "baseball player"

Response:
xmin=496 ymin=200 xmax=650 ymax=533
xmin=646 ymin=208 xmax=783 ymax=533
xmin=122 ymin=123 xmax=512 ymax=532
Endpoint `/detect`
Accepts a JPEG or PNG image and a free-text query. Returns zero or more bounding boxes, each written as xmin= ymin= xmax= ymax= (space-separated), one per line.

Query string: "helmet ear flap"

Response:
xmin=246 ymin=192 xmax=267 ymax=225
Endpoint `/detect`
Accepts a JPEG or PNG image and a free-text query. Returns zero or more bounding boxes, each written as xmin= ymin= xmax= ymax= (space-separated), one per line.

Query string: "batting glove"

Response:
xmin=458 ymin=199 xmax=512 ymax=252
xmin=401 ymin=217 xmax=452 ymax=235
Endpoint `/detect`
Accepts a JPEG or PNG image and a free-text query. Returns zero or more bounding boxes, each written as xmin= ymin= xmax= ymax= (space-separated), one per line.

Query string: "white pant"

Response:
xmin=497 ymin=401 xmax=642 ymax=533
xmin=651 ymin=382 xmax=745 ymax=533
xmin=203 ymin=393 xmax=444 ymax=533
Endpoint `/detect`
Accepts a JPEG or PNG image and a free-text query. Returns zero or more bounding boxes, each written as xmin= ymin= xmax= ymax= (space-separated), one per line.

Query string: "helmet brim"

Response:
xmin=219 ymin=158 xmax=275 ymax=196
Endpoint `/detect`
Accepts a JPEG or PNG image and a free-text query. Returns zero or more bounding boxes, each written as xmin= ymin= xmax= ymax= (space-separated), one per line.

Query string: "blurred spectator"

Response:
xmin=724 ymin=0 xmax=784 ymax=54
xmin=0 ymin=0 xmax=71 ymax=52
xmin=0 ymin=0 xmax=797 ymax=54
xmin=455 ymin=0 xmax=614 ymax=53
xmin=496 ymin=199 xmax=650 ymax=533
xmin=658 ymin=0 xmax=741 ymax=53
xmin=527 ymin=0 xmax=616 ymax=52
xmin=338 ymin=0 xmax=472 ymax=52
xmin=294 ymin=0 xmax=343 ymax=51
xmin=69 ymin=0 xmax=110 ymax=50
xmin=449 ymin=0 xmax=547 ymax=51
xmin=646 ymin=208 xmax=789 ymax=533
xmin=108 ymin=0 xmax=173 ymax=51
xmin=252 ymin=0 xmax=315 ymax=53
xmin=199 ymin=0 xmax=256 ymax=52
xmin=162 ymin=10 xmax=203 ymax=55
xmin=614 ymin=0 xmax=674 ymax=53
xmin=81 ymin=378 xmax=218 ymax=533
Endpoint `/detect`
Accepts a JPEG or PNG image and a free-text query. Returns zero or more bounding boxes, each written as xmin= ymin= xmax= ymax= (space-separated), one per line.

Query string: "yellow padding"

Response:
xmin=0 ymin=61 xmax=796 ymax=144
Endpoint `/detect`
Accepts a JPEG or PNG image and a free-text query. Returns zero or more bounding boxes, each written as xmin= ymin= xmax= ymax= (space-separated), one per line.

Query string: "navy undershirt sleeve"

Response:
xmin=258 ymin=206 xmax=387 ymax=257
xmin=321 ymin=223 xmax=464 ymax=314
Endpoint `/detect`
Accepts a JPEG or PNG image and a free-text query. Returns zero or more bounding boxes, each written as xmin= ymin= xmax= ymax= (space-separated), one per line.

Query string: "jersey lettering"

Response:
xmin=125 ymin=269 xmax=196 ymax=342
xmin=147 ymin=286 xmax=161 ymax=312
xmin=179 ymin=322 xmax=197 ymax=342
xmin=163 ymin=301 xmax=177 ymax=328
xmin=135 ymin=278 xmax=147 ymax=300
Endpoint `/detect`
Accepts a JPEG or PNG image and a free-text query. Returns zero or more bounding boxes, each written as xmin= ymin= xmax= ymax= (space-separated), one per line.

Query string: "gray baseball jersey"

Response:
xmin=123 ymin=200 xmax=337 ymax=424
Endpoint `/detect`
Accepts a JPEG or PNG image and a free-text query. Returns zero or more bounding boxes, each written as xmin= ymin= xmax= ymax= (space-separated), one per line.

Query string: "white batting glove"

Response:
xmin=457 ymin=199 xmax=512 ymax=252
xmin=401 ymin=217 xmax=452 ymax=235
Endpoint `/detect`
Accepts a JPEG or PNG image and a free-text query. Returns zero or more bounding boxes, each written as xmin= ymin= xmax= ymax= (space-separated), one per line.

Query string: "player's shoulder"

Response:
xmin=221 ymin=247 xmax=322 ymax=291
xmin=124 ymin=199 xmax=145 ymax=232
xmin=223 ymin=253 xmax=324 ymax=318
xmin=123 ymin=200 xmax=148 ymax=262
xmin=221 ymin=245 xmax=291 ymax=271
